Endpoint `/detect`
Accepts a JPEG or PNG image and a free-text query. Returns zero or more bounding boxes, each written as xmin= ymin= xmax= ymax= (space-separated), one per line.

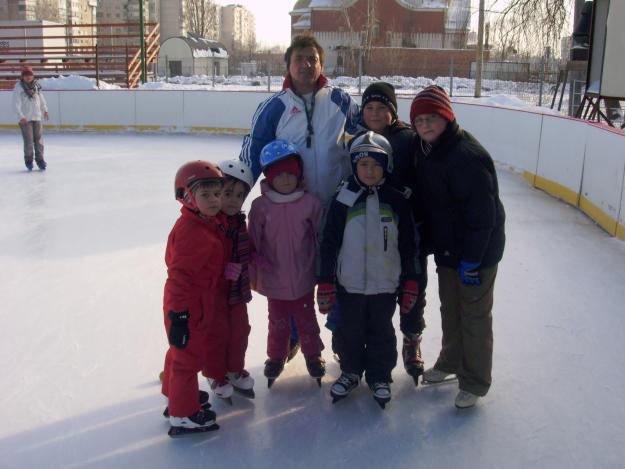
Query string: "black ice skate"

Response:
xmin=163 ymin=390 xmax=211 ymax=418
xmin=36 ymin=160 xmax=47 ymax=171
xmin=287 ymin=338 xmax=300 ymax=362
xmin=330 ymin=372 xmax=360 ymax=403
xmin=264 ymin=359 xmax=285 ymax=388
xmin=402 ymin=333 xmax=425 ymax=386
xmin=369 ymin=381 xmax=391 ymax=409
xmin=305 ymin=355 xmax=326 ymax=387
xmin=168 ymin=408 xmax=219 ymax=438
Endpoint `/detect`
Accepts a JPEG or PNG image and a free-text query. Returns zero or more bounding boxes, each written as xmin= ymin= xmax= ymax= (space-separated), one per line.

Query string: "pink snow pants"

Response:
xmin=267 ymin=291 xmax=324 ymax=361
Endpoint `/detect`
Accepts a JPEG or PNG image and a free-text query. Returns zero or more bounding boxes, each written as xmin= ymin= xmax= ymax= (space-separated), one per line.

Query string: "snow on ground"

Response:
xmin=1 ymin=132 xmax=625 ymax=469
xmin=38 ymin=74 xmax=563 ymax=114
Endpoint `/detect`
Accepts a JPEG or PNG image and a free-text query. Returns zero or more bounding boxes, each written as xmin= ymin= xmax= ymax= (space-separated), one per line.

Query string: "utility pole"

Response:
xmin=139 ymin=0 xmax=147 ymax=83
xmin=474 ymin=0 xmax=485 ymax=98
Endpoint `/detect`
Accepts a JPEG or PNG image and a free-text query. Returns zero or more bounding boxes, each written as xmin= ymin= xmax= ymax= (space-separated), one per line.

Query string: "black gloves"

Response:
xmin=168 ymin=311 xmax=190 ymax=349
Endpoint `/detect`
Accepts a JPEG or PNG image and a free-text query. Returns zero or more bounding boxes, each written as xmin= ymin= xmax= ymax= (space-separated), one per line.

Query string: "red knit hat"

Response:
xmin=21 ymin=66 xmax=34 ymax=76
xmin=410 ymin=85 xmax=455 ymax=126
xmin=264 ymin=155 xmax=302 ymax=184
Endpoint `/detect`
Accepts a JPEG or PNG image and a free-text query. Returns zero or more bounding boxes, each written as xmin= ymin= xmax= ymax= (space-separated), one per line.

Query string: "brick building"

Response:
xmin=289 ymin=0 xmax=481 ymax=78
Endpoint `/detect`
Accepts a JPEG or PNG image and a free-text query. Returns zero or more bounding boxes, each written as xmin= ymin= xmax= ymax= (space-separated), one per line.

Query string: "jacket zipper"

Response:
xmin=383 ymin=226 xmax=388 ymax=251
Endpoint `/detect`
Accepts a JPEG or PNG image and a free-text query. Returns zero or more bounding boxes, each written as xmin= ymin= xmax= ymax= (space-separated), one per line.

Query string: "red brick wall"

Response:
xmin=361 ymin=48 xmax=489 ymax=78
xmin=310 ymin=0 xmax=445 ymax=41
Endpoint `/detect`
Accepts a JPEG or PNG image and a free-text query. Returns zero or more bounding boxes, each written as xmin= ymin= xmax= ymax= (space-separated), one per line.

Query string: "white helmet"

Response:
xmin=217 ymin=159 xmax=254 ymax=191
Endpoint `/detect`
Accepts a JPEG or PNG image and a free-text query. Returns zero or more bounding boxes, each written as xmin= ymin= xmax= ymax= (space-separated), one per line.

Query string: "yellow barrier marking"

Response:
xmin=579 ymin=196 xmax=618 ymax=236
xmin=534 ymin=175 xmax=580 ymax=207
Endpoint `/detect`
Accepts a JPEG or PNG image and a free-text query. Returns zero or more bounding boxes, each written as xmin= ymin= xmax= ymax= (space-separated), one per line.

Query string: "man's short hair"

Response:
xmin=284 ymin=35 xmax=325 ymax=69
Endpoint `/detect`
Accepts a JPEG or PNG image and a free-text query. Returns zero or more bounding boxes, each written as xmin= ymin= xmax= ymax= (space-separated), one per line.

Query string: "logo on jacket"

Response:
xmin=291 ymin=106 xmax=301 ymax=115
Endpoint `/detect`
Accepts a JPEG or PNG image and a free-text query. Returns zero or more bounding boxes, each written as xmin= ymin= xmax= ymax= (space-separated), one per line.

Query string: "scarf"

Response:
xmin=226 ymin=213 xmax=252 ymax=306
xmin=20 ymin=79 xmax=41 ymax=100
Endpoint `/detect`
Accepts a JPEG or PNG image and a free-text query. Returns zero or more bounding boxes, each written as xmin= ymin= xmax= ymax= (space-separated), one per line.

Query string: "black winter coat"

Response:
xmin=415 ymin=121 xmax=505 ymax=268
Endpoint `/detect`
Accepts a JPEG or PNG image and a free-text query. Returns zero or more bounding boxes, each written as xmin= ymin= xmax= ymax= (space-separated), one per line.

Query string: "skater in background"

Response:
xmin=239 ymin=34 xmax=361 ymax=359
xmin=12 ymin=66 xmax=49 ymax=171
xmin=357 ymin=81 xmax=427 ymax=385
xmin=161 ymin=161 xmax=224 ymax=436
xmin=202 ymin=160 xmax=256 ymax=403
xmin=411 ymin=86 xmax=505 ymax=409
xmin=317 ymin=132 xmax=420 ymax=409
xmin=248 ymin=140 xmax=325 ymax=388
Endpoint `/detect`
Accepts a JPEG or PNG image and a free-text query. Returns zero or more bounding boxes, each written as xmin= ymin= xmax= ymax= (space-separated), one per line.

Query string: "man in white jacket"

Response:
xmin=239 ymin=35 xmax=360 ymax=206
xmin=12 ymin=66 xmax=49 ymax=171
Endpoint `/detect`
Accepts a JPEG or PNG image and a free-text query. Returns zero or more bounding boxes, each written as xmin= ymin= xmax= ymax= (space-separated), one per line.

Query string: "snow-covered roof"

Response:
xmin=445 ymin=0 xmax=470 ymax=30
xmin=181 ymin=34 xmax=229 ymax=59
xmin=395 ymin=0 xmax=447 ymax=9
xmin=292 ymin=13 xmax=311 ymax=29
xmin=308 ymin=0 xmax=357 ymax=9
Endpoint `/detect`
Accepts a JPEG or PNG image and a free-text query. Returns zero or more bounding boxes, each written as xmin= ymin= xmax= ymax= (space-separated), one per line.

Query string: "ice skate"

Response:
xmin=226 ymin=370 xmax=255 ymax=399
xmin=25 ymin=161 xmax=33 ymax=171
xmin=168 ymin=408 xmax=219 ymax=437
xmin=421 ymin=367 xmax=457 ymax=385
xmin=36 ymin=160 xmax=46 ymax=171
xmin=287 ymin=338 xmax=300 ymax=362
xmin=208 ymin=378 xmax=234 ymax=405
xmin=369 ymin=381 xmax=391 ymax=409
xmin=402 ymin=333 xmax=424 ymax=386
xmin=330 ymin=372 xmax=360 ymax=403
xmin=264 ymin=359 xmax=285 ymax=388
xmin=305 ymin=355 xmax=326 ymax=387
xmin=163 ymin=390 xmax=211 ymax=418
xmin=455 ymin=390 xmax=479 ymax=409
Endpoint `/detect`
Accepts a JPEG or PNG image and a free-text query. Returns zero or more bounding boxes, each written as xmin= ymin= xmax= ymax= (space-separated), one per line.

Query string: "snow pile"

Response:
xmin=39 ymin=75 xmax=121 ymax=91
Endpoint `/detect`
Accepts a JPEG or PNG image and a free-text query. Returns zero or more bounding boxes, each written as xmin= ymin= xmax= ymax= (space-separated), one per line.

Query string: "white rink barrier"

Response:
xmin=1 ymin=90 xmax=625 ymax=240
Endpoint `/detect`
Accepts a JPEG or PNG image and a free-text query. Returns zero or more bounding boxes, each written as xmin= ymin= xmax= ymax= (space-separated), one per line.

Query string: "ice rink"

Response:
xmin=1 ymin=131 xmax=625 ymax=469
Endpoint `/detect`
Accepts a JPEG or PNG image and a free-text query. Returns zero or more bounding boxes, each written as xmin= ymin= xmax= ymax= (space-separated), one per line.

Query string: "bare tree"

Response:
xmin=186 ymin=0 xmax=219 ymax=39
xmin=493 ymin=0 xmax=571 ymax=58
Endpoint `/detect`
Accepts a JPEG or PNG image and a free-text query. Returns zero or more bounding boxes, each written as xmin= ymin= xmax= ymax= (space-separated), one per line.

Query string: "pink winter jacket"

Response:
xmin=248 ymin=180 xmax=323 ymax=301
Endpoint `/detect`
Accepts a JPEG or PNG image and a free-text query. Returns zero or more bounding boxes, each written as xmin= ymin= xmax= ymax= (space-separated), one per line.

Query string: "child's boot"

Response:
xmin=264 ymin=359 xmax=285 ymax=388
xmin=208 ymin=378 xmax=234 ymax=405
xmin=226 ymin=370 xmax=255 ymax=399
xmin=369 ymin=381 xmax=391 ymax=409
xmin=330 ymin=372 xmax=360 ymax=403
xmin=168 ymin=408 xmax=218 ymax=437
xmin=402 ymin=333 xmax=424 ymax=386
xmin=305 ymin=355 xmax=326 ymax=387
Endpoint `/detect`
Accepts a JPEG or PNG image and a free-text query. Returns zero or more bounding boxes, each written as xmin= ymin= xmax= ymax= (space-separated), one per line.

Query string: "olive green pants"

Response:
xmin=434 ymin=264 xmax=498 ymax=396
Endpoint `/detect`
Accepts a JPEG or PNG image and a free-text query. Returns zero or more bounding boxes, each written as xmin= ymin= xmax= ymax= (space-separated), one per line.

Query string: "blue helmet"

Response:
xmin=260 ymin=139 xmax=301 ymax=171
xmin=349 ymin=131 xmax=393 ymax=177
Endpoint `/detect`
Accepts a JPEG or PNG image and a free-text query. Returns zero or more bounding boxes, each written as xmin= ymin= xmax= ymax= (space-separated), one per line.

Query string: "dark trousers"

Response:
xmin=19 ymin=120 xmax=44 ymax=165
xmin=435 ymin=264 xmax=498 ymax=396
xmin=399 ymin=253 xmax=428 ymax=336
xmin=336 ymin=288 xmax=397 ymax=383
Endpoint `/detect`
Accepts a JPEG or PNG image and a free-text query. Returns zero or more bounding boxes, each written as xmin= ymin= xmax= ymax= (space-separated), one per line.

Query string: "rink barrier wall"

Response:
xmin=1 ymin=90 xmax=625 ymax=240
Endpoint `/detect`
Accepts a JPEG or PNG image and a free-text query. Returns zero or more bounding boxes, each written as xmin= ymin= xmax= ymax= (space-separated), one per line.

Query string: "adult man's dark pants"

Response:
xmin=19 ymin=120 xmax=44 ymax=166
xmin=434 ymin=264 xmax=498 ymax=397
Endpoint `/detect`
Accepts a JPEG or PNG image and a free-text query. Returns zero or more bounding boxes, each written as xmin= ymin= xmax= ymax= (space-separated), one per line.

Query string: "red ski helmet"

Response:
xmin=174 ymin=160 xmax=224 ymax=210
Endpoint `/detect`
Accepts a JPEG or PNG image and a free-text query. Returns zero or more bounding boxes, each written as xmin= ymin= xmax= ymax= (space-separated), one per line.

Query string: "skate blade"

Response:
xmin=374 ymin=398 xmax=390 ymax=409
xmin=168 ymin=423 xmax=219 ymax=438
xmin=314 ymin=377 xmax=322 ymax=387
xmin=421 ymin=376 xmax=458 ymax=386
xmin=331 ymin=393 xmax=347 ymax=404
xmin=233 ymin=387 xmax=255 ymax=399
xmin=267 ymin=378 xmax=275 ymax=388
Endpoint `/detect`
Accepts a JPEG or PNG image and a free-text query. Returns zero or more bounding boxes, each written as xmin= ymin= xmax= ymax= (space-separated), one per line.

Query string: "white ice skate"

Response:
xmin=208 ymin=378 xmax=234 ymax=405
xmin=455 ymin=390 xmax=479 ymax=409
xmin=168 ymin=409 xmax=218 ymax=437
xmin=226 ymin=371 xmax=255 ymax=399
xmin=422 ymin=367 xmax=457 ymax=385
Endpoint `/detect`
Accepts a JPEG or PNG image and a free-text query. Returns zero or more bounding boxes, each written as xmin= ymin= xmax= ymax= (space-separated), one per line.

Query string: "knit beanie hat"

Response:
xmin=410 ymin=85 xmax=455 ymax=126
xmin=362 ymin=82 xmax=398 ymax=119
xmin=263 ymin=155 xmax=302 ymax=184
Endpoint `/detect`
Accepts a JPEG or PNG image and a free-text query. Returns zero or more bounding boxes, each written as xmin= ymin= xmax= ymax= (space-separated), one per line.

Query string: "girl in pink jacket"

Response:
xmin=248 ymin=140 xmax=325 ymax=388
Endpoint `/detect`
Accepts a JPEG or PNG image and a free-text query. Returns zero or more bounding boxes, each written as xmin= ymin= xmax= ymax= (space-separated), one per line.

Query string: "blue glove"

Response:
xmin=458 ymin=261 xmax=481 ymax=286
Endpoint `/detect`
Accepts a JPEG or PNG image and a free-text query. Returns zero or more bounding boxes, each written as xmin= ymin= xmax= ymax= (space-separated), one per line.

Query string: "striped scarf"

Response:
xmin=20 ymin=79 xmax=41 ymax=100
xmin=227 ymin=213 xmax=252 ymax=305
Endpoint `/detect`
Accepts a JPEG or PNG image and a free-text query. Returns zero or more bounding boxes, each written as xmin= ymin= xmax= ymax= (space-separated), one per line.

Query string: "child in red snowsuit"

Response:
xmin=202 ymin=160 xmax=256 ymax=401
xmin=161 ymin=160 xmax=226 ymax=436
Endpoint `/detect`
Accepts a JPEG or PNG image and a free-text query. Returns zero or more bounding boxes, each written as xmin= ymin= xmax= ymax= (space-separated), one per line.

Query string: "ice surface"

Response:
xmin=1 ymin=132 xmax=625 ymax=468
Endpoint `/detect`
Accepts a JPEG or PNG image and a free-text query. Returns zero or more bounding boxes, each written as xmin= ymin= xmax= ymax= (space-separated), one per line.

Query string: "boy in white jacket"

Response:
xmin=12 ymin=67 xmax=49 ymax=171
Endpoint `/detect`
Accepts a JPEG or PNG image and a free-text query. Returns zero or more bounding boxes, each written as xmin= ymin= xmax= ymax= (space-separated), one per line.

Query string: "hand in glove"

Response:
xmin=400 ymin=280 xmax=419 ymax=315
xmin=458 ymin=261 xmax=481 ymax=286
xmin=224 ymin=262 xmax=243 ymax=281
xmin=316 ymin=283 xmax=336 ymax=315
xmin=168 ymin=311 xmax=190 ymax=349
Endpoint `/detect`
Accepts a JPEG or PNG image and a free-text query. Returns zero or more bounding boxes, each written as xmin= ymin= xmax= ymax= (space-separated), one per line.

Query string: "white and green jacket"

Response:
xmin=317 ymin=176 xmax=421 ymax=295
